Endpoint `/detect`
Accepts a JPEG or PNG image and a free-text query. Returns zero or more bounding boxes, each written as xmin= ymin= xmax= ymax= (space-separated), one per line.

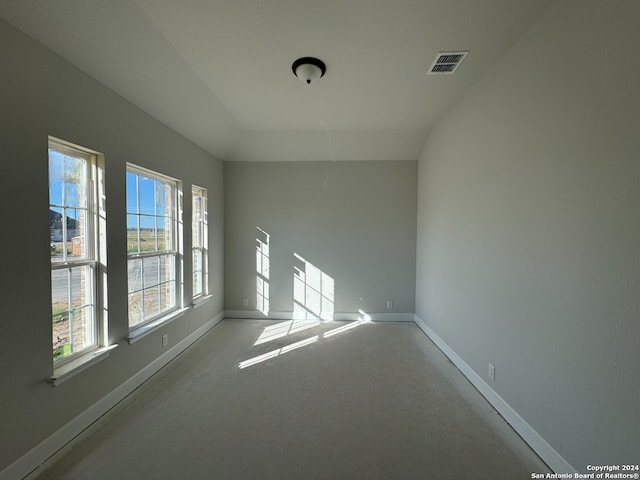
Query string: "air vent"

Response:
xmin=427 ymin=51 xmax=468 ymax=75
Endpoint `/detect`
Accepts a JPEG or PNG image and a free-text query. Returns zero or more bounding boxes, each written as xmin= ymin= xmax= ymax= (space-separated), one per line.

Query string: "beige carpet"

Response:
xmin=32 ymin=319 xmax=550 ymax=479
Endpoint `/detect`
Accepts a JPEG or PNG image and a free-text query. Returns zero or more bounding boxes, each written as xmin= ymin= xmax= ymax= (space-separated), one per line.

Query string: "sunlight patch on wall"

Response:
xmin=256 ymin=227 xmax=270 ymax=315
xmin=239 ymin=246 xmax=370 ymax=369
xmin=293 ymin=253 xmax=334 ymax=321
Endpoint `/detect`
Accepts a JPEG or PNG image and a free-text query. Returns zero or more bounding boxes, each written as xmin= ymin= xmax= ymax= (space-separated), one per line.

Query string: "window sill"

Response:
xmin=192 ymin=295 xmax=213 ymax=309
xmin=49 ymin=344 xmax=118 ymax=387
xmin=127 ymin=307 xmax=188 ymax=344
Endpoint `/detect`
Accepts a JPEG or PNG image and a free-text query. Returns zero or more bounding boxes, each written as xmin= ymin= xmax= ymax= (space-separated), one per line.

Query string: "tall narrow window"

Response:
xmin=49 ymin=138 xmax=105 ymax=363
xmin=192 ymin=185 xmax=208 ymax=300
xmin=126 ymin=165 xmax=182 ymax=329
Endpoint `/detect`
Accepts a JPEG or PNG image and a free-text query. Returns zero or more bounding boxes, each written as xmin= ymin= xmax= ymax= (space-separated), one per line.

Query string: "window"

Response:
xmin=126 ymin=165 xmax=182 ymax=329
xmin=192 ymin=185 xmax=208 ymax=300
xmin=49 ymin=137 xmax=105 ymax=364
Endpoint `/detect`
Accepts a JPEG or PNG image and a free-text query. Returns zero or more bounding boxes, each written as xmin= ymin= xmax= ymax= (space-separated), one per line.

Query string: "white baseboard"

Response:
xmin=224 ymin=310 xmax=415 ymax=322
xmin=368 ymin=312 xmax=414 ymax=322
xmin=224 ymin=309 xmax=288 ymax=320
xmin=1 ymin=312 xmax=225 ymax=480
xmin=413 ymin=314 xmax=575 ymax=474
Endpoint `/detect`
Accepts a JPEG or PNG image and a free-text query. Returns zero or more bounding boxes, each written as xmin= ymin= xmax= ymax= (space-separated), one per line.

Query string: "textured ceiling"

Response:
xmin=0 ymin=0 xmax=551 ymax=161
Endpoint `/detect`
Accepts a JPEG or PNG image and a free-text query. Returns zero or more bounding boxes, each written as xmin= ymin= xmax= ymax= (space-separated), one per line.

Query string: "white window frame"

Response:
xmin=191 ymin=185 xmax=208 ymax=302
xmin=49 ymin=137 xmax=110 ymax=377
xmin=126 ymin=163 xmax=183 ymax=333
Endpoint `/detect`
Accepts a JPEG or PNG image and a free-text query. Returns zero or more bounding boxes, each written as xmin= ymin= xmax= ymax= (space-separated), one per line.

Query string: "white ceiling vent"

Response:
xmin=428 ymin=51 xmax=469 ymax=75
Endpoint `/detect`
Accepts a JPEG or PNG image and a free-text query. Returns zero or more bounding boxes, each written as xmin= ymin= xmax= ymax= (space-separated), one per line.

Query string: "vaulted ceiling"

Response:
xmin=0 ymin=0 xmax=551 ymax=161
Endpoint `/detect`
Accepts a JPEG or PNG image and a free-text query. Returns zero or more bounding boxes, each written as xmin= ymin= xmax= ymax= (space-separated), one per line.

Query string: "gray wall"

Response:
xmin=415 ymin=0 xmax=640 ymax=470
xmin=225 ymin=161 xmax=417 ymax=317
xmin=0 ymin=19 xmax=224 ymax=470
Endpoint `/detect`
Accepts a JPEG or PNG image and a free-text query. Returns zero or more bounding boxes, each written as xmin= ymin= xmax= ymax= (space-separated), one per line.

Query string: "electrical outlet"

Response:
xmin=488 ymin=363 xmax=495 ymax=381
xmin=386 ymin=300 xmax=393 ymax=310
xmin=242 ymin=298 xmax=249 ymax=307
xmin=162 ymin=334 xmax=168 ymax=347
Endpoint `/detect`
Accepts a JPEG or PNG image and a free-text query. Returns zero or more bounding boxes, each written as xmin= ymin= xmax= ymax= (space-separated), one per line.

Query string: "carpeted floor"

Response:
xmin=32 ymin=319 xmax=550 ymax=479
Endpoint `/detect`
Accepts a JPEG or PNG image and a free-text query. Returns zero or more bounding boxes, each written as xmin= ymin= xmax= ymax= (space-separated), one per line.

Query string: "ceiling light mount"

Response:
xmin=292 ymin=57 xmax=326 ymax=85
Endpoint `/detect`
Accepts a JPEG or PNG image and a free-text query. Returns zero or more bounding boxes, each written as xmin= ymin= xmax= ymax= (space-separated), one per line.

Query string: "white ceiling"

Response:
xmin=0 ymin=0 xmax=551 ymax=161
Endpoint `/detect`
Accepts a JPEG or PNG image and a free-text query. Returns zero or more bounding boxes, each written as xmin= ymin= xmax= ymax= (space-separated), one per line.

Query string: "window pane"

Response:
xmin=161 ymin=254 xmax=173 ymax=284
xmin=140 ymin=225 xmax=159 ymax=252
xmin=63 ymin=177 xmax=81 ymax=208
xmin=126 ymin=172 xmax=138 ymax=214
xmin=139 ymin=176 xmax=156 ymax=215
xmin=192 ymin=220 xmax=201 ymax=248
xmin=128 ymin=258 xmax=143 ymax=293
xmin=139 ymin=224 xmax=157 ymax=252
xmin=128 ymin=291 xmax=143 ymax=327
xmin=62 ymin=154 xmax=87 ymax=208
xmin=53 ymin=317 xmax=71 ymax=360
xmin=193 ymin=270 xmax=202 ymax=297
xmin=143 ymin=256 xmax=161 ymax=288
xmin=50 ymin=207 xmax=65 ymax=259
xmin=52 ymin=265 xmax=95 ymax=361
xmin=70 ymin=265 xmax=93 ymax=310
xmin=49 ymin=150 xmax=87 ymax=208
xmin=66 ymin=208 xmax=88 ymax=259
xmin=128 ymin=253 xmax=176 ymax=326
xmin=143 ymin=285 xmax=161 ymax=319
xmin=193 ymin=196 xmax=202 ymax=222
xmin=160 ymin=281 xmax=175 ymax=312
xmin=193 ymin=246 xmax=203 ymax=298
xmin=131 ymin=216 xmax=173 ymax=252
xmin=159 ymin=216 xmax=172 ymax=251
xmin=69 ymin=306 xmax=94 ymax=354
xmin=193 ymin=248 xmax=202 ymax=273
xmin=157 ymin=181 xmax=172 ymax=214
xmin=48 ymin=151 xmax=64 ymax=206
xmin=51 ymin=269 xmax=70 ymax=318
xmin=127 ymin=214 xmax=139 ymax=253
